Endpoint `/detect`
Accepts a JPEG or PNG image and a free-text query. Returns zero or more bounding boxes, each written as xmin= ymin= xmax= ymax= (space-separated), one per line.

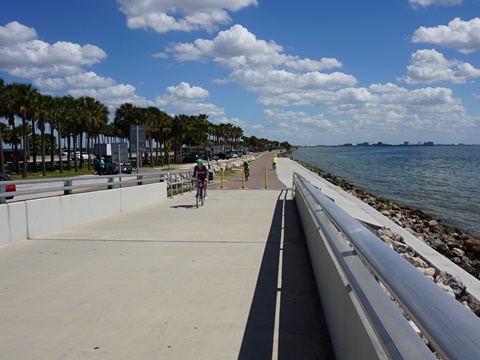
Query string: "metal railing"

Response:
xmin=292 ymin=172 xmax=480 ymax=360
xmin=0 ymin=169 xmax=194 ymax=204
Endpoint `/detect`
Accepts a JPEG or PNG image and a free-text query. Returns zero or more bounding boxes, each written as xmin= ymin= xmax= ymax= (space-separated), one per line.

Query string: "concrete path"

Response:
xmin=0 ymin=155 xmax=334 ymax=359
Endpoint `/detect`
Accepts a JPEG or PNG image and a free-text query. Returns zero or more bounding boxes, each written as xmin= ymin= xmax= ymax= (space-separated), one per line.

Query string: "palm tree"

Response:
xmin=48 ymin=96 xmax=63 ymax=172
xmin=11 ymin=82 xmax=39 ymax=178
xmin=157 ymin=110 xmax=172 ymax=165
xmin=0 ymin=78 xmax=6 ymax=173
xmin=145 ymin=107 xmax=161 ymax=167
xmin=36 ymin=94 xmax=54 ymax=176
xmin=171 ymin=114 xmax=193 ymax=163
xmin=185 ymin=114 xmax=210 ymax=152
xmin=86 ymin=99 xmax=109 ymax=162
xmin=58 ymin=95 xmax=77 ymax=171
xmin=1 ymin=83 xmax=20 ymax=174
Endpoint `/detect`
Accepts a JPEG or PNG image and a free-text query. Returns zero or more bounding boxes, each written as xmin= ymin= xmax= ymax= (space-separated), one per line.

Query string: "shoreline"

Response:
xmin=290 ymin=157 xmax=480 ymax=276
xmin=281 ymin=151 xmax=480 ymax=314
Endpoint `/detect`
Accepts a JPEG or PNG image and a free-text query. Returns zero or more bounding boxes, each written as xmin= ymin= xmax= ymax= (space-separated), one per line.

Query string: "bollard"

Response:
xmin=221 ymin=168 xmax=224 ymax=189
xmin=264 ymin=168 xmax=268 ymax=188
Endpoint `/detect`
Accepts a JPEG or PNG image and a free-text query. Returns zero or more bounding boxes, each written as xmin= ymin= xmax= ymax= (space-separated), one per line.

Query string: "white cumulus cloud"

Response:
xmin=401 ymin=49 xmax=480 ymax=84
xmin=412 ymin=17 xmax=480 ymax=54
xmin=155 ymin=82 xmax=224 ymax=116
xmin=0 ymin=21 xmax=107 ymax=78
xmin=34 ymin=72 xmax=116 ymax=91
xmin=165 ymin=25 xmax=356 ymax=98
xmin=117 ymin=0 xmax=258 ymax=33
xmin=409 ymin=0 xmax=462 ymax=9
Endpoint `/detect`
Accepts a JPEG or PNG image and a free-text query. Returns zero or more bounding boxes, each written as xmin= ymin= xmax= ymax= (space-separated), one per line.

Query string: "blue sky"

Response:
xmin=1 ymin=0 xmax=480 ymax=145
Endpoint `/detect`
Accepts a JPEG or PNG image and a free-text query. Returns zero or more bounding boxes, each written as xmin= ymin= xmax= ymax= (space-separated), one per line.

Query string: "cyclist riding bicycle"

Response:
xmin=192 ymin=159 xmax=209 ymax=199
xmin=243 ymin=160 xmax=250 ymax=180
xmin=272 ymin=155 xmax=278 ymax=170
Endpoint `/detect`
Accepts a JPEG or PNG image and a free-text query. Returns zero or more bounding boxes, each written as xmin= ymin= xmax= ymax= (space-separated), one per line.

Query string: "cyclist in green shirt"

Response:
xmin=243 ymin=160 xmax=250 ymax=180
xmin=272 ymin=156 xmax=278 ymax=170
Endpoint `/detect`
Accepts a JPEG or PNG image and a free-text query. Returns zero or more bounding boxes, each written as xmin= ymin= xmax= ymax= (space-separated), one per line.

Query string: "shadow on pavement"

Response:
xmin=238 ymin=189 xmax=334 ymax=359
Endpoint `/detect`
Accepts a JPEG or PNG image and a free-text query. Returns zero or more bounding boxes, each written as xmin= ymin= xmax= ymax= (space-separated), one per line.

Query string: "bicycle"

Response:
xmin=193 ymin=178 xmax=207 ymax=208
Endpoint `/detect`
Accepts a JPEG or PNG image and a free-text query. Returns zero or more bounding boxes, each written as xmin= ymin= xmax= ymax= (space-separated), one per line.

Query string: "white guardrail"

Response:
xmin=0 ymin=170 xmax=193 ymax=204
xmin=0 ymin=170 xmax=193 ymax=246
xmin=292 ymin=172 xmax=480 ymax=360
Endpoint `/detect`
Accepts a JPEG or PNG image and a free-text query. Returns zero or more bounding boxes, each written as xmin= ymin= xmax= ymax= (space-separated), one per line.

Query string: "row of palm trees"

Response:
xmin=113 ymin=103 xmax=246 ymax=166
xmin=0 ymin=79 xmax=240 ymax=176
xmin=1 ymin=78 xmax=290 ymax=177
xmin=0 ymin=79 xmax=110 ymax=177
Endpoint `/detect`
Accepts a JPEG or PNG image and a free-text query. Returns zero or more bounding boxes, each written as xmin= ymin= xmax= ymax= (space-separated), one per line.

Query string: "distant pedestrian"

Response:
xmin=99 ymin=158 xmax=105 ymax=175
xmin=272 ymin=156 xmax=277 ymax=170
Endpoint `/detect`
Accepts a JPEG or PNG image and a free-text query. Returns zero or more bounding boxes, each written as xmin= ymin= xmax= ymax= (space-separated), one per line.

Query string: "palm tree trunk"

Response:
xmin=32 ymin=118 xmax=37 ymax=172
xmin=73 ymin=132 xmax=78 ymax=172
xmin=21 ymin=115 xmax=28 ymax=178
xmin=11 ymin=121 xmax=20 ymax=175
xmin=57 ymin=122 xmax=63 ymax=174
xmin=0 ymin=132 xmax=4 ymax=174
xmin=40 ymin=128 xmax=46 ymax=176
xmin=50 ymin=124 xmax=55 ymax=171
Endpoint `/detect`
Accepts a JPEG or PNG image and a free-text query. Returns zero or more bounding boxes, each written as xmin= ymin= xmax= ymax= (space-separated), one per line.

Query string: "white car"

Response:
xmin=62 ymin=151 xmax=89 ymax=160
xmin=74 ymin=152 xmax=90 ymax=160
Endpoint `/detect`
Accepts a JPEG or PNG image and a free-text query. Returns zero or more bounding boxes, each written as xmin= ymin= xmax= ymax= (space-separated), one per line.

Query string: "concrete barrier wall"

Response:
xmin=0 ymin=182 xmax=167 ymax=246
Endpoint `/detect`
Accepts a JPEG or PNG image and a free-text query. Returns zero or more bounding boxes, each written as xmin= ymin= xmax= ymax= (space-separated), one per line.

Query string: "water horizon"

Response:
xmin=292 ymin=145 xmax=480 ymax=239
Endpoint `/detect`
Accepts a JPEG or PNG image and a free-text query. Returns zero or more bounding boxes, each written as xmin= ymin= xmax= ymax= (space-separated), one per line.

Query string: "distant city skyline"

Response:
xmin=1 ymin=1 xmax=480 ymax=145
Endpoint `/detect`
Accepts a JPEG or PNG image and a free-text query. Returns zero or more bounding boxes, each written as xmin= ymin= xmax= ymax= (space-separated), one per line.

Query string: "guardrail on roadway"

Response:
xmin=0 ymin=170 xmax=194 ymax=204
xmin=0 ymin=170 xmax=194 ymax=246
xmin=292 ymin=172 xmax=480 ymax=360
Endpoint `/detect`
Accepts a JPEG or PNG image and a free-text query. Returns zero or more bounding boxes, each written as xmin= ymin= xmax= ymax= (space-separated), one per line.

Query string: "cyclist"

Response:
xmin=243 ymin=160 xmax=250 ymax=180
xmin=192 ymin=159 xmax=209 ymax=199
xmin=272 ymin=155 xmax=278 ymax=170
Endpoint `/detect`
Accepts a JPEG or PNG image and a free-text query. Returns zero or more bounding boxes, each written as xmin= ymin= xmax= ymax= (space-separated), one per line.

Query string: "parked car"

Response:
xmin=0 ymin=172 xmax=16 ymax=199
xmin=182 ymin=154 xmax=199 ymax=163
xmin=105 ymin=160 xmax=132 ymax=174
xmin=120 ymin=162 xmax=133 ymax=174
xmin=224 ymin=151 xmax=238 ymax=159
xmin=71 ymin=151 xmax=90 ymax=160
xmin=60 ymin=151 xmax=90 ymax=160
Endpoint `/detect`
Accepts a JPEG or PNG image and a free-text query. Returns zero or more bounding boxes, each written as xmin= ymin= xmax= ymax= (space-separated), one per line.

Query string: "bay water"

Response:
xmin=292 ymin=145 xmax=480 ymax=238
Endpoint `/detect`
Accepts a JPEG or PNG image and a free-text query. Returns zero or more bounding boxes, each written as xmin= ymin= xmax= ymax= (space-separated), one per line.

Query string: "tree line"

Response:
xmin=0 ymin=79 xmax=291 ymax=177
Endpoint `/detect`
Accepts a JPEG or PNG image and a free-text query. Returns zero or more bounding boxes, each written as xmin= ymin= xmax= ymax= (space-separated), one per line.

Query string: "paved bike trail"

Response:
xmin=0 ymin=154 xmax=334 ymax=359
xmin=209 ymin=152 xmax=286 ymax=190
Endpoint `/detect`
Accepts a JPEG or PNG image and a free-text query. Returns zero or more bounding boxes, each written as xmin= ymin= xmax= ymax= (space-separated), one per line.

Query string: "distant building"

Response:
xmin=357 ymin=142 xmax=369 ymax=146
xmin=424 ymin=141 xmax=434 ymax=146
xmin=403 ymin=141 xmax=409 ymax=146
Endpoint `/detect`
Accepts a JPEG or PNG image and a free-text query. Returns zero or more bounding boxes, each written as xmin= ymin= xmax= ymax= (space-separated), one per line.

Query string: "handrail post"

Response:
xmin=0 ymin=185 xmax=6 ymax=204
xmin=64 ymin=179 xmax=72 ymax=195
xmin=108 ymin=176 xmax=114 ymax=190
